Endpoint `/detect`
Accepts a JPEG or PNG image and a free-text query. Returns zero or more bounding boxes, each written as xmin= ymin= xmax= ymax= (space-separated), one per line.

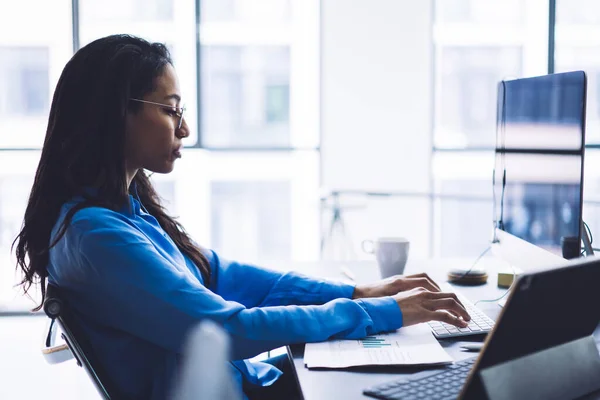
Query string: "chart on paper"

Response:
xmin=304 ymin=324 xmax=453 ymax=369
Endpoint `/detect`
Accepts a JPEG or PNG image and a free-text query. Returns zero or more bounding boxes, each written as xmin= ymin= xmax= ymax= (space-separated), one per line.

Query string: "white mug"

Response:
xmin=362 ymin=237 xmax=410 ymax=279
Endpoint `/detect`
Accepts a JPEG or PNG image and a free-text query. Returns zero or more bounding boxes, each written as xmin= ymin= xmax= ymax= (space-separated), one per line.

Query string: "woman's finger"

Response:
xmin=405 ymin=273 xmax=441 ymax=291
xmin=426 ymin=298 xmax=471 ymax=321
xmin=429 ymin=310 xmax=468 ymax=328
xmin=426 ymin=291 xmax=467 ymax=310
xmin=404 ymin=278 xmax=438 ymax=293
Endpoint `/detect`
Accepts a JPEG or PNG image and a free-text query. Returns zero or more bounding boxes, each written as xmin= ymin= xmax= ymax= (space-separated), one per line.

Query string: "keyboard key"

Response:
xmin=429 ymin=291 xmax=495 ymax=338
xmin=364 ymin=358 xmax=476 ymax=400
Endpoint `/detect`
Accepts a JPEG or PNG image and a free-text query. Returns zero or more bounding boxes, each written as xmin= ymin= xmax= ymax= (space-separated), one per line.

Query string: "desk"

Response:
xmin=283 ymin=258 xmax=600 ymax=400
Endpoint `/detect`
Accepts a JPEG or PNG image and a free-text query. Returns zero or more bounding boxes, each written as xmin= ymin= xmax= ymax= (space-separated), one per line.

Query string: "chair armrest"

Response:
xmin=41 ymin=318 xmax=73 ymax=364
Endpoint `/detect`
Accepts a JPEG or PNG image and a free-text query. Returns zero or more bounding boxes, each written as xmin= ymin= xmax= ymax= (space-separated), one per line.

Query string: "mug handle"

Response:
xmin=361 ymin=240 xmax=375 ymax=254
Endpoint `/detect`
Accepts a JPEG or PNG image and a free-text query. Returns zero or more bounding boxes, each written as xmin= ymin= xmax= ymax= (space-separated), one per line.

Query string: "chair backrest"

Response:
xmin=170 ymin=320 xmax=241 ymax=400
xmin=43 ymin=286 xmax=240 ymax=399
xmin=43 ymin=284 xmax=119 ymax=399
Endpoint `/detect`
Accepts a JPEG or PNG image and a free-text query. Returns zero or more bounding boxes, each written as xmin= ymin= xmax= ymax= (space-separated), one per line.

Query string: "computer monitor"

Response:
xmin=492 ymin=71 xmax=588 ymax=271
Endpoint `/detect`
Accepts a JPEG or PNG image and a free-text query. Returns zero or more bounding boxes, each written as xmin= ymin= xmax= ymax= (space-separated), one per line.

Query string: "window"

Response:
xmin=200 ymin=0 xmax=301 ymax=149
xmin=201 ymin=46 xmax=291 ymax=147
xmin=195 ymin=0 xmax=320 ymax=262
xmin=556 ymin=0 xmax=600 ymax=24
xmin=433 ymin=0 xmax=548 ymax=256
xmin=432 ymin=152 xmax=495 ymax=256
xmin=555 ymin=0 xmax=600 ymax=144
xmin=435 ymin=180 xmax=494 ymax=257
xmin=0 ymin=152 xmax=42 ymax=309
xmin=583 ymin=150 xmax=600 ymax=244
xmin=80 ymin=0 xmax=174 ymax=22
xmin=211 ymin=181 xmax=292 ymax=261
xmin=0 ymin=0 xmax=72 ymax=149
xmin=171 ymin=151 xmax=320 ymax=265
xmin=438 ymin=46 xmax=522 ymax=148
xmin=201 ymin=0 xmax=291 ymax=23
xmin=434 ymin=0 xmax=547 ymax=150
xmin=0 ymin=47 xmax=49 ymax=117
xmin=436 ymin=0 xmax=524 ymax=24
xmin=0 ymin=0 xmax=319 ymax=313
xmin=0 ymin=0 xmax=72 ymax=310
xmin=556 ymin=0 xmax=600 ymax=247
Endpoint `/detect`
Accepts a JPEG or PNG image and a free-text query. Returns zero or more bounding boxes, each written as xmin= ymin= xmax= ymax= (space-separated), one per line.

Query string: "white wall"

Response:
xmin=320 ymin=0 xmax=433 ymax=259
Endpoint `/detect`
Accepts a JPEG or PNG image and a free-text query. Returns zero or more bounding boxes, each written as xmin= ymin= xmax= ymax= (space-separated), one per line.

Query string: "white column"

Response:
xmin=320 ymin=0 xmax=434 ymax=259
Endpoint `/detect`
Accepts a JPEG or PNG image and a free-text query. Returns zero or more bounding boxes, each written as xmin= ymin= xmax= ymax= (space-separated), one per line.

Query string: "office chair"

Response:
xmin=170 ymin=320 xmax=241 ymax=400
xmin=42 ymin=285 xmax=241 ymax=400
xmin=41 ymin=284 xmax=119 ymax=399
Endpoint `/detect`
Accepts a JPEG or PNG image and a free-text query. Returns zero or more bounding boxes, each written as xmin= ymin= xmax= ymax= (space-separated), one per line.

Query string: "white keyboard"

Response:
xmin=428 ymin=292 xmax=495 ymax=339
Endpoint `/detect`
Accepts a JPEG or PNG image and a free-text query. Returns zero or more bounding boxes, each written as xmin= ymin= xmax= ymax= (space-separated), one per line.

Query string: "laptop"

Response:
xmin=364 ymin=255 xmax=600 ymax=400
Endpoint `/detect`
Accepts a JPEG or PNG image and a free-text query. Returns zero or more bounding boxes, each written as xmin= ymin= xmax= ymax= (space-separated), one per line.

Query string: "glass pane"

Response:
xmin=210 ymin=181 xmax=291 ymax=262
xmin=81 ymin=0 xmax=173 ymax=22
xmin=0 ymin=173 xmax=39 ymax=310
xmin=583 ymin=150 xmax=600 ymax=246
xmin=434 ymin=0 xmax=547 ymax=149
xmin=202 ymin=0 xmax=291 ymax=23
xmin=436 ymin=180 xmax=494 ymax=257
xmin=0 ymin=47 xmax=49 ymax=118
xmin=556 ymin=0 xmax=600 ymax=25
xmin=151 ymin=177 xmax=177 ymax=213
xmin=201 ymin=46 xmax=290 ymax=147
xmin=200 ymin=0 xmax=297 ymax=148
xmin=436 ymin=0 xmax=524 ymax=24
xmin=79 ymin=0 xmax=178 ymax=40
xmin=556 ymin=49 xmax=600 ymax=142
xmin=438 ymin=47 xmax=523 ymax=148
xmin=0 ymin=0 xmax=72 ymax=149
xmin=555 ymin=1 xmax=600 ymax=144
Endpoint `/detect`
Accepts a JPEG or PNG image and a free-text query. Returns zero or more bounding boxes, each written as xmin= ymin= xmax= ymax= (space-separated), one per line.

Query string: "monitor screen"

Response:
xmin=494 ymin=71 xmax=587 ymax=257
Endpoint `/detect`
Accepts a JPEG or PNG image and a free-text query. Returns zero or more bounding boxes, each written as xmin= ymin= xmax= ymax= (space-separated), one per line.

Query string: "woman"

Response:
xmin=14 ymin=35 xmax=469 ymax=400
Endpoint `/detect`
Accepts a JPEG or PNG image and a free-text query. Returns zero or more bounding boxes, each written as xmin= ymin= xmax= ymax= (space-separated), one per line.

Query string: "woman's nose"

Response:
xmin=176 ymin=117 xmax=190 ymax=139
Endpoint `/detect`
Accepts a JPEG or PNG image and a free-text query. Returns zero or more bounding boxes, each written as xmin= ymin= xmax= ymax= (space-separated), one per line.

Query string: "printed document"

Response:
xmin=304 ymin=324 xmax=452 ymax=368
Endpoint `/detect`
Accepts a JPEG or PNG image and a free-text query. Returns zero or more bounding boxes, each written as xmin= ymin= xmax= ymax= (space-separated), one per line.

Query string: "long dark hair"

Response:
xmin=13 ymin=34 xmax=211 ymax=310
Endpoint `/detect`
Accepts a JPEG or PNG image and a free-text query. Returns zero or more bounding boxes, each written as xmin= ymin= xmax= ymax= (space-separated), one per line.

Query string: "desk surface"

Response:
xmin=284 ymin=258 xmax=600 ymax=400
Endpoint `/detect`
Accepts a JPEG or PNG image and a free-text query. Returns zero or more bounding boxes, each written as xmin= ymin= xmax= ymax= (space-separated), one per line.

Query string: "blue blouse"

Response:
xmin=47 ymin=194 xmax=403 ymax=399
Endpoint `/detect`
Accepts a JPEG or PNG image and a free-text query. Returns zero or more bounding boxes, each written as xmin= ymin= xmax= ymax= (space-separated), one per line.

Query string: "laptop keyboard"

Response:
xmin=428 ymin=292 xmax=495 ymax=339
xmin=363 ymin=357 xmax=476 ymax=400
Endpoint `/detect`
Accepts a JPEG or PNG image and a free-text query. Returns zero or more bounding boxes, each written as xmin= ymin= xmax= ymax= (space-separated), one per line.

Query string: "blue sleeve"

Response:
xmin=63 ymin=211 xmax=403 ymax=360
xmin=205 ymin=250 xmax=356 ymax=307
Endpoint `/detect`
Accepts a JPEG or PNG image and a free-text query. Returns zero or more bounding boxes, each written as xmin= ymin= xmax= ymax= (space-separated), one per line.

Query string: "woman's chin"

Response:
xmin=146 ymin=162 xmax=175 ymax=174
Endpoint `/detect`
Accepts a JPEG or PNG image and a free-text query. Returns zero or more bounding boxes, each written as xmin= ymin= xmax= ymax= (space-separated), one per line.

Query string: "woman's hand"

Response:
xmin=352 ymin=273 xmax=441 ymax=299
xmin=392 ymin=288 xmax=470 ymax=327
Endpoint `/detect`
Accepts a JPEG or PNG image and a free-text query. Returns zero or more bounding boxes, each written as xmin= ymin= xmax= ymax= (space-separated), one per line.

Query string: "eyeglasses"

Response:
xmin=130 ymin=98 xmax=186 ymax=129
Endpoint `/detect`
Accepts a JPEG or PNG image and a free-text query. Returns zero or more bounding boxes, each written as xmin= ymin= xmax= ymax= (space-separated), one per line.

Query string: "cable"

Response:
xmin=467 ymin=246 xmax=492 ymax=273
xmin=580 ymin=221 xmax=595 ymax=256
xmin=584 ymin=220 xmax=593 ymax=245
xmin=475 ymin=262 xmax=516 ymax=306
xmin=451 ymin=245 xmax=492 ymax=283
